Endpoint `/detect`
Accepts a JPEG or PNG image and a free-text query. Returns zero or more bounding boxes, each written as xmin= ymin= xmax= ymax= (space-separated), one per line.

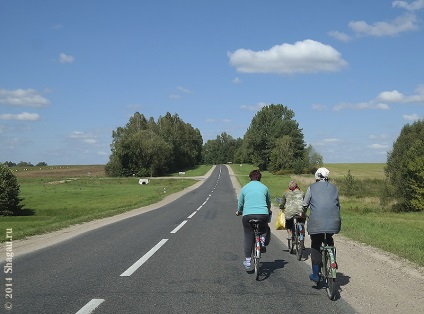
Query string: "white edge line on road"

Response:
xmin=187 ymin=211 xmax=197 ymax=218
xmin=120 ymin=239 xmax=168 ymax=277
xmin=76 ymin=299 xmax=105 ymax=314
xmin=196 ymin=205 xmax=202 ymax=211
xmin=170 ymin=220 xmax=187 ymax=234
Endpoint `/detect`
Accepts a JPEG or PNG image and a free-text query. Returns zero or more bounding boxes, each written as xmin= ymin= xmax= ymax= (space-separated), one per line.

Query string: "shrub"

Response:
xmin=0 ymin=163 xmax=24 ymax=215
xmin=386 ymin=120 xmax=424 ymax=211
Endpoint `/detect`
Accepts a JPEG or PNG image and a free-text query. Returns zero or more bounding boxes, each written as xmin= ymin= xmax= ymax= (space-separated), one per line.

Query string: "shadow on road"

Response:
xmin=309 ymin=271 xmax=350 ymax=301
xmin=254 ymin=259 xmax=288 ymax=281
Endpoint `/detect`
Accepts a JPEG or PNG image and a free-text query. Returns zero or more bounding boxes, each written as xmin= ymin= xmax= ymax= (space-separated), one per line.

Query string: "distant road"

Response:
xmin=1 ymin=165 xmax=355 ymax=313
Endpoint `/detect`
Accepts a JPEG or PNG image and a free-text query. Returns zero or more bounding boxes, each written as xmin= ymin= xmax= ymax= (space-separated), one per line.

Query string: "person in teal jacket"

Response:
xmin=236 ymin=169 xmax=271 ymax=269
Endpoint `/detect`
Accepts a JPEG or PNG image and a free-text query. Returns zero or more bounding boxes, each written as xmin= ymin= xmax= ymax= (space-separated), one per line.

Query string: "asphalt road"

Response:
xmin=2 ymin=165 xmax=356 ymax=313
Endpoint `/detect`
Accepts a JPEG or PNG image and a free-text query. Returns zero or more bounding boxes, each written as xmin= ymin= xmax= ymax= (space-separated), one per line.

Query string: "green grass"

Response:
xmin=230 ymin=163 xmax=424 ymax=267
xmin=340 ymin=200 xmax=424 ymax=266
xmin=0 ymin=165 xmax=213 ymax=241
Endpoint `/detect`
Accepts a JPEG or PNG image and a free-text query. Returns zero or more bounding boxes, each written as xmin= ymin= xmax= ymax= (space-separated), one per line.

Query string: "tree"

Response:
xmin=17 ymin=161 xmax=33 ymax=167
xmin=269 ymin=135 xmax=295 ymax=173
xmin=238 ymin=104 xmax=305 ymax=170
xmin=106 ymin=112 xmax=203 ymax=177
xmin=0 ymin=163 xmax=24 ymax=215
xmin=385 ymin=120 xmax=424 ymax=211
xmin=3 ymin=161 xmax=16 ymax=167
xmin=157 ymin=112 xmax=203 ymax=171
xmin=203 ymin=133 xmax=242 ymax=164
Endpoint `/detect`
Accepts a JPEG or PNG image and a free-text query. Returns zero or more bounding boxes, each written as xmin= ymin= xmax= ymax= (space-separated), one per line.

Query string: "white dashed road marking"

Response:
xmin=120 ymin=239 xmax=169 ymax=277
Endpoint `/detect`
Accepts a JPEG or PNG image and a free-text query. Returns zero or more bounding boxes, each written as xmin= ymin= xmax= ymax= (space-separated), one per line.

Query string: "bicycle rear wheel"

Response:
xmin=252 ymin=239 xmax=260 ymax=280
xmin=295 ymin=236 xmax=304 ymax=261
xmin=324 ymin=250 xmax=337 ymax=300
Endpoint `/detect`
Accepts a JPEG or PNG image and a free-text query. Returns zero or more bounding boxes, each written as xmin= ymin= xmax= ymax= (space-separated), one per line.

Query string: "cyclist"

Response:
xmin=279 ymin=180 xmax=305 ymax=243
xmin=236 ymin=169 xmax=272 ymax=269
xmin=302 ymin=167 xmax=341 ymax=283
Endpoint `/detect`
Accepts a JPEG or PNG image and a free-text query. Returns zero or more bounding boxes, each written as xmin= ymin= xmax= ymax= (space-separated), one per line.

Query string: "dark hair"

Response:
xmin=249 ymin=169 xmax=261 ymax=181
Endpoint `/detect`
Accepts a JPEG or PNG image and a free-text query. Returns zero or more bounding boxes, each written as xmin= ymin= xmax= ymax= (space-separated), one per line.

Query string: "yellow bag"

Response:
xmin=275 ymin=210 xmax=286 ymax=230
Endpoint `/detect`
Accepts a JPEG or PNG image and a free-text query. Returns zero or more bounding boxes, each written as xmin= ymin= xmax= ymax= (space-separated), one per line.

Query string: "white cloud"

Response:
xmin=228 ymin=39 xmax=347 ymax=75
xmin=312 ymin=104 xmax=327 ymax=111
xmin=323 ymin=138 xmax=342 ymax=143
xmin=377 ymin=86 xmax=424 ymax=103
xmin=169 ymin=94 xmax=181 ymax=99
xmin=83 ymin=138 xmax=97 ymax=144
xmin=393 ymin=0 xmax=424 ymax=11
xmin=369 ymin=133 xmax=389 ymax=140
xmin=68 ymin=131 xmax=98 ymax=145
xmin=59 ymin=52 xmax=75 ymax=64
xmin=328 ymin=31 xmax=351 ymax=42
xmin=349 ymin=13 xmax=418 ymax=37
xmin=403 ymin=113 xmax=421 ymax=120
xmin=240 ymin=102 xmax=267 ymax=111
xmin=333 ymin=102 xmax=390 ymax=111
xmin=0 ymin=112 xmax=40 ymax=121
xmin=0 ymin=89 xmax=50 ymax=107
xmin=177 ymin=86 xmax=192 ymax=94
xmin=232 ymin=77 xmax=241 ymax=84
xmin=368 ymin=143 xmax=389 ymax=149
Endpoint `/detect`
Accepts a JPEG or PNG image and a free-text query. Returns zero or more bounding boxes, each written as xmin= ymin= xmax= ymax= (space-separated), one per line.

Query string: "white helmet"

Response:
xmin=315 ymin=167 xmax=330 ymax=181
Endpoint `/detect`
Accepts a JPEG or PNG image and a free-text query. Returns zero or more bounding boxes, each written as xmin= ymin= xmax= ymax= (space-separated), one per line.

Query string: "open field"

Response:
xmin=11 ymin=165 xmax=106 ymax=178
xmin=230 ymin=163 xmax=424 ymax=267
xmin=1 ymin=165 xmax=211 ymax=242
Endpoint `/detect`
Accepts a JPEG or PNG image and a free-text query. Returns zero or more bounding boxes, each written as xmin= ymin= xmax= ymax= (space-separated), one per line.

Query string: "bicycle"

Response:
xmin=316 ymin=233 xmax=338 ymax=300
xmin=275 ymin=197 xmax=305 ymax=260
xmin=289 ymin=214 xmax=305 ymax=261
xmin=248 ymin=218 xmax=266 ymax=281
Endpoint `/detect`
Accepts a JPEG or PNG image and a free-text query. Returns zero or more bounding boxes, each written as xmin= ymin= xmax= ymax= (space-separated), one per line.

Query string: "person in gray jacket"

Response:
xmin=302 ymin=167 xmax=341 ymax=283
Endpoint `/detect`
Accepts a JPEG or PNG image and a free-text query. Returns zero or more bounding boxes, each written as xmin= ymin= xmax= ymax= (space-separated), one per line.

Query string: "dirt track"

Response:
xmin=4 ymin=165 xmax=424 ymax=313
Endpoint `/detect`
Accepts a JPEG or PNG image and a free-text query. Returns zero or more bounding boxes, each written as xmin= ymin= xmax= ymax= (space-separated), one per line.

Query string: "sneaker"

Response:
xmin=260 ymin=236 xmax=266 ymax=246
xmin=243 ymin=260 xmax=251 ymax=269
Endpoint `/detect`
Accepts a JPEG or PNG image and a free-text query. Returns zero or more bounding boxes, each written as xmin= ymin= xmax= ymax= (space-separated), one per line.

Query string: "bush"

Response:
xmin=386 ymin=120 xmax=424 ymax=211
xmin=0 ymin=163 xmax=24 ymax=215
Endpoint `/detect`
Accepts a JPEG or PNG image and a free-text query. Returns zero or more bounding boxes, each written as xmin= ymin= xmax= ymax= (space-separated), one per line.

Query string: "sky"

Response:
xmin=1 ymin=0 xmax=424 ymax=165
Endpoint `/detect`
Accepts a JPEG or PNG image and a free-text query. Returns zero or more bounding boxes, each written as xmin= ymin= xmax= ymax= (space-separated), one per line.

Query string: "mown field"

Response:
xmin=230 ymin=163 xmax=424 ymax=267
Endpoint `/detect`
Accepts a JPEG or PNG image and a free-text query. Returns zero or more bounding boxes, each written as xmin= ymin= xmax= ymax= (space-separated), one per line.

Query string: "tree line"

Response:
xmin=106 ymin=104 xmax=321 ymax=177
xmin=2 ymin=161 xmax=48 ymax=167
